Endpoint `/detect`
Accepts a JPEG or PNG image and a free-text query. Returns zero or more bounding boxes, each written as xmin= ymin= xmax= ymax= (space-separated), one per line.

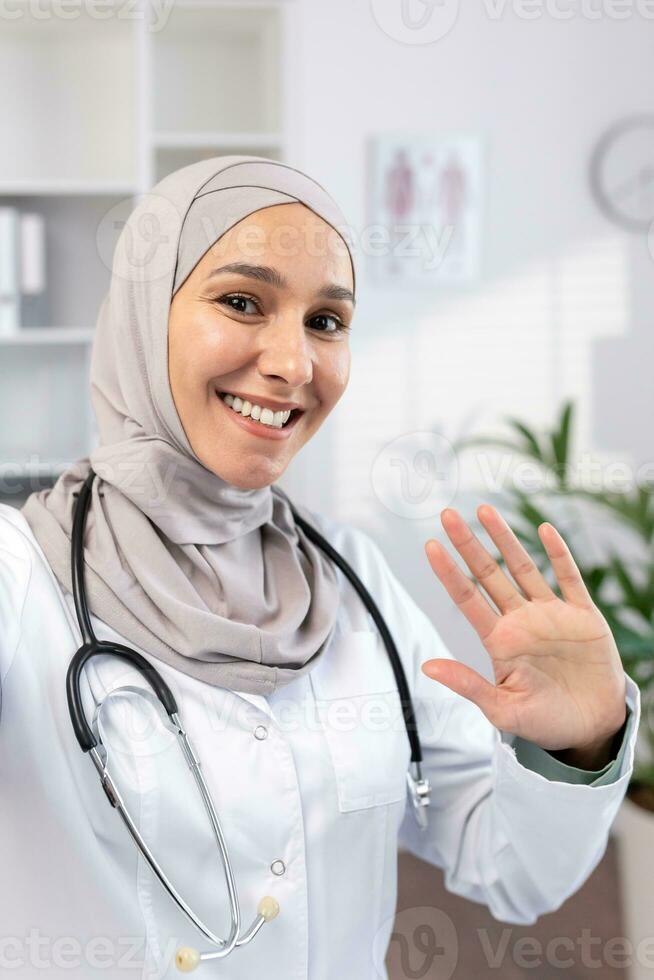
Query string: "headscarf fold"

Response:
xmin=21 ymin=155 xmax=357 ymax=695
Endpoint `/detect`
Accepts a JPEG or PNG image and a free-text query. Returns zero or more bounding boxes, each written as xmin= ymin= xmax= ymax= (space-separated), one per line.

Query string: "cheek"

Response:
xmin=320 ymin=346 xmax=350 ymax=405
xmin=171 ymin=313 xmax=250 ymax=392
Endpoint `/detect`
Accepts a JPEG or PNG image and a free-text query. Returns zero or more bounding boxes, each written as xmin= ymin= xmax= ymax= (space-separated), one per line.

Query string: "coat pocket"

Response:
xmin=309 ymin=630 xmax=411 ymax=812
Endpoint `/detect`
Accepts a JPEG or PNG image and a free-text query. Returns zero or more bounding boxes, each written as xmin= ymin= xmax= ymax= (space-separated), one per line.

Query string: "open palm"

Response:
xmin=421 ymin=504 xmax=627 ymax=753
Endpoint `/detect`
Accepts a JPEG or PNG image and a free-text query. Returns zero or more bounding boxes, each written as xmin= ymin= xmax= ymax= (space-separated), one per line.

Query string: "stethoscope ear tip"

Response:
xmin=258 ymin=895 xmax=280 ymax=921
xmin=175 ymin=947 xmax=200 ymax=973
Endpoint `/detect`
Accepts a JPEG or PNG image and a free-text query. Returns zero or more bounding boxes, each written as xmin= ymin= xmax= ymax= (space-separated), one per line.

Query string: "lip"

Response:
xmin=216 ymin=390 xmax=303 ymax=440
xmin=216 ymin=388 xmax=303 ymax=413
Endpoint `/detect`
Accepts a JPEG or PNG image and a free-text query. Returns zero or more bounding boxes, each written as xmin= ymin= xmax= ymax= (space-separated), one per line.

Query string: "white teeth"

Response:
xmin=221 ymin=392 xmax=292 ymax=429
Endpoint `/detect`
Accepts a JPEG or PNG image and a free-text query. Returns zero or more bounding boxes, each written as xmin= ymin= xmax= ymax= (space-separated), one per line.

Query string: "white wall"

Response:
xmin=282 ymin=0 xmax=654 ymax=675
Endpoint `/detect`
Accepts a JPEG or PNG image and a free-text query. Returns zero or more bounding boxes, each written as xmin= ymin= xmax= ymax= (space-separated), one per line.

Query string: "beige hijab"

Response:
xmin=21 ymin=155 xmax=357 ymax=695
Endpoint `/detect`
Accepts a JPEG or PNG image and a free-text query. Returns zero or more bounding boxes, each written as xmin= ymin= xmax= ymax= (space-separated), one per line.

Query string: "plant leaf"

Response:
xmin=550 ymin=400 xmax=573 ymax=487
xmin=503 ymin=418 xmax=545 ymax=462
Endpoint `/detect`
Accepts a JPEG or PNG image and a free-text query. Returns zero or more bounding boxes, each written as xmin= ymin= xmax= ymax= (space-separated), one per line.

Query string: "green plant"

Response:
xmin=453 ymin=400 xmax=654 ymax=787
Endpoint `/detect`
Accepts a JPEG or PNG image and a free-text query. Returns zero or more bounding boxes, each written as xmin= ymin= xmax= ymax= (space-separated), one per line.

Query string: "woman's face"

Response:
xmin=168 ymin=203 xmax=355 ymax=489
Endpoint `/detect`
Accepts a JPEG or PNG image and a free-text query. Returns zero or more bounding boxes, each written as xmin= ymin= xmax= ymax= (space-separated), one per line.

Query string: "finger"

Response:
xmin=538 ymin=522 xmax=594 ymax=607
xmin=425 ymin=538 xmax=499 ymax=642
xmin=421 ymin=657 xmax=502 ymax=725
xmin=477 ymin=504 xmax=556 ymax=602
xmin=440 ymin=509 xmax=526 ymax=614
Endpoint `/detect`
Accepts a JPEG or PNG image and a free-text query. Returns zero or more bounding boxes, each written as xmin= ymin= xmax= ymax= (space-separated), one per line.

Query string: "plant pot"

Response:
xmin=612 ymin=782 xmax=654 ymax=979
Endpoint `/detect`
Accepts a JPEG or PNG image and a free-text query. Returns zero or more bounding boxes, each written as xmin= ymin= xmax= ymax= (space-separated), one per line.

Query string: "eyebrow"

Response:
xmin=204 ymin=262 xmax=356 ymax=307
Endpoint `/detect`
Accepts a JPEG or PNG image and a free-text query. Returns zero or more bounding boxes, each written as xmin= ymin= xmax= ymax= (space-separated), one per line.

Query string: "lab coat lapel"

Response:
xmin=231 ymin=689 xmax=274 ymax=719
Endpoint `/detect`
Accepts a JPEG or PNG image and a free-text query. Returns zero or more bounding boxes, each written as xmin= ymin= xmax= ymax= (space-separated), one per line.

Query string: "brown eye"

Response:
xmin=309 ymin=313 xmax=350 ymax=335
xmin=216 ymin=293 xmax=261 ymax=315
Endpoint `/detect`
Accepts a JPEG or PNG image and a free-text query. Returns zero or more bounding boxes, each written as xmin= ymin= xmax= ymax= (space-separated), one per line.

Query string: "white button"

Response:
xmin=254 ymin=725 xmax=268 ymax=740
xmin=271 ymin=860 xmax=286 ymax=876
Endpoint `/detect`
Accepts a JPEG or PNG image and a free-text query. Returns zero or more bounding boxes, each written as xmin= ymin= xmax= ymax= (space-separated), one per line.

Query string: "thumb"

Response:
xmin=421 ymin=658 xmax=500 ymax=723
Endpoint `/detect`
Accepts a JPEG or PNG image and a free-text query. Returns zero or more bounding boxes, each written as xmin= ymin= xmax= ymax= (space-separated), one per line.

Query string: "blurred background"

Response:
xmin=1 ymin=1 xmax=653 ymax=975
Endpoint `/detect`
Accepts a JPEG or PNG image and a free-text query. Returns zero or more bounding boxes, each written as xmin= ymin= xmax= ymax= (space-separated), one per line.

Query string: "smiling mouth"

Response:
xmin=217 ymin=391 xmax=304 ymax=431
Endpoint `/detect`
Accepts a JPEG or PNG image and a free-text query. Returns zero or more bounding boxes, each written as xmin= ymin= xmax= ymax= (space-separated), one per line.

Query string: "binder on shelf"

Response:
xmin=19 ymin=211 xmax=48 ymax=329
xmin=0 ymin=207 xmax=20 ymax=336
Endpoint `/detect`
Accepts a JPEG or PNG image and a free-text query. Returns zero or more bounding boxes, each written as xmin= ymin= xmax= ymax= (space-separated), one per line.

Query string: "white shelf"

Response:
xmin=0 ymin=181 xmax=138 ymax=197
xmin=152 ymin=131 xmax=284 ymax=150
xmin=152 ymin=131 xmax=284 ymax=180
xmin=0 ymin=328 xmax=95 ymax=346
xmin=154 ymin=142 xmax=283 ymax=183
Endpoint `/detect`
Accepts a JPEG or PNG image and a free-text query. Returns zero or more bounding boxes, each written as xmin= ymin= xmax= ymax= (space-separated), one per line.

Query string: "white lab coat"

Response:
xmin=0 ymin=500 xmax=641 ymax=980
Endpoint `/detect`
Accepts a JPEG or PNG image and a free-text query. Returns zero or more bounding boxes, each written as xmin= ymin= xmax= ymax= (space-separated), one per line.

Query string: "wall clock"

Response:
xmin=589 ymin=115 xmax=654 ymax=233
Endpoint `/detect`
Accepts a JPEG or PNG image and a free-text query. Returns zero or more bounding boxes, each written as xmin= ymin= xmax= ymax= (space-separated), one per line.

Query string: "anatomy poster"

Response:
xmin=367 ymin=134 xmax=483 ymax=285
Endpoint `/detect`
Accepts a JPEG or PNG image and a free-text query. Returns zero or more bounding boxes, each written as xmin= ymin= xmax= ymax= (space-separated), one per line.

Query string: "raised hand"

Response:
xmin=421 ymin=505 xmax=627 ymax=764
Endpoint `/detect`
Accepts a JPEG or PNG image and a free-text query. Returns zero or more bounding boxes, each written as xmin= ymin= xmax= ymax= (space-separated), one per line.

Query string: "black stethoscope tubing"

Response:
xmin=66 ymin=467 xmax=424 ymax=769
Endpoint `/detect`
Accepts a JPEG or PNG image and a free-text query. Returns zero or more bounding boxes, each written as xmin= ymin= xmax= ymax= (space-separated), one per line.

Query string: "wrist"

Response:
xmin=548 ymin=709 xmax=628 ymax=771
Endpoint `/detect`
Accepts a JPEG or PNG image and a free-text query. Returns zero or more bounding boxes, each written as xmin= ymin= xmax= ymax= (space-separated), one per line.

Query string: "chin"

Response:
xmin=206 ymin=457 xmax=285 ymax=491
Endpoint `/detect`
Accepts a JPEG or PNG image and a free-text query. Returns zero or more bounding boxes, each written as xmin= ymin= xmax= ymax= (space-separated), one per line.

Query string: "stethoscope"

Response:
xmin=66 ymin=467 xmax=431 ymax=973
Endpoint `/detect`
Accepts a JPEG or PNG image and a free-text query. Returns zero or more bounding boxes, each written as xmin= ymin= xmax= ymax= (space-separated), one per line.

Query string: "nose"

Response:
xmin=255 ymin=314 xmax=314 ymax=389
